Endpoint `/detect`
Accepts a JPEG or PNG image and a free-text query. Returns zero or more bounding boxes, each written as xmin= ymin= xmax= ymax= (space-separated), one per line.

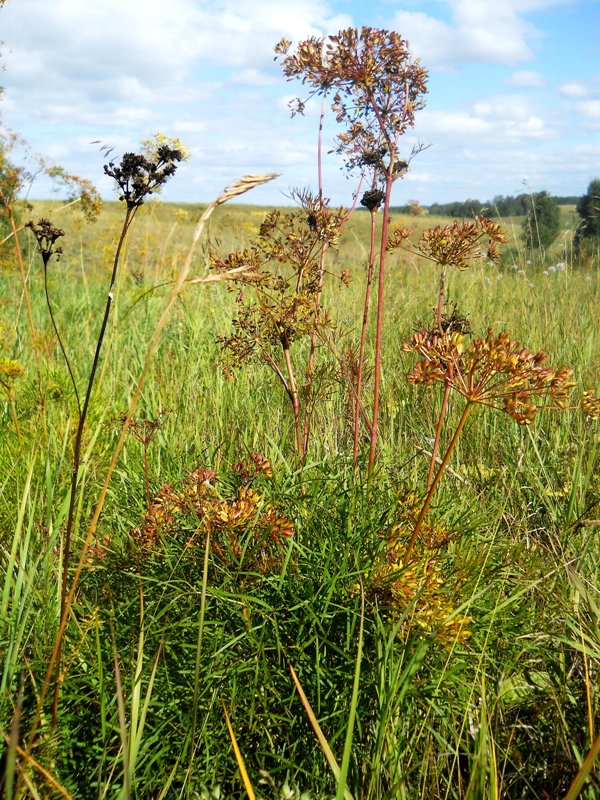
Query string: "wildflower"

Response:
xmin=104 ymin=142 xmax=184 ymax=208
xmin=26 ymin=218 xmax=65 ymax=265
xmin=402 ymin=327 xmax=576 ymax=424
xmin=416 ymin=217 xmax=506 ymax=270
xmin=276 ymin=27 xmax=428 ymax=175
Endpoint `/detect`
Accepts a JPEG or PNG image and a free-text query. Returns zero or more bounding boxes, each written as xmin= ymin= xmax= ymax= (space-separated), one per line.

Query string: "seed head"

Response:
xmin=402 ymin=327 xmax=576 ymax=424
xmin=417 ymin=216 xmax=507 ymax=270
xmin=26 ymin=218 xmax=65 ymax=265
xmin=104 ymin=143 xmax=184 ymax=208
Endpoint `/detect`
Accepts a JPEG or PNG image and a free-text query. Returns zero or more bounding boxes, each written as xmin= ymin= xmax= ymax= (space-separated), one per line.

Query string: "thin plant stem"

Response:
xmin=367 ymin=175 xmax=394 ymax=473
xmin=43 ymin=258 xmax=81 ymax=414
xmin=282 ymin=335 xmax=304 ymax=460
xmin=353 ymin=207 xmax=378 ymax=472
xmin=426 ymin=377 xmax=452 ymax=491
xmin=142 ymin=443 xmax=151 ymax=512
xmin=436 ymin=265 xmax=447 ymax=331
xmin=52 ymin=204 xmax=137 ymax=723
xmin=404 ymin=401 xmax=474 ymax=563
xmin=303 ymin=93 xmax=328 ymax=456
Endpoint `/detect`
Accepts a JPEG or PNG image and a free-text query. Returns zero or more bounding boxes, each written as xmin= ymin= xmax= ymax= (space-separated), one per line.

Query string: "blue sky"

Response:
xmin=1 ymin=0 xmax=599 ymax=207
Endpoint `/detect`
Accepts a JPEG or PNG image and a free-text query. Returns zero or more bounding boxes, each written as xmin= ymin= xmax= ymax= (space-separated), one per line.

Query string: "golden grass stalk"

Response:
xmin=221 ymin=699 xmax=257 ymax=799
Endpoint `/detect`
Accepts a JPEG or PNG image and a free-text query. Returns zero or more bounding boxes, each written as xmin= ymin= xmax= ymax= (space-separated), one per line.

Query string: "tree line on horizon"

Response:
xmin=391 ymin=182 xmax=599 ymax=254
xmin=392 ymin=192 xmax=581 ymax=218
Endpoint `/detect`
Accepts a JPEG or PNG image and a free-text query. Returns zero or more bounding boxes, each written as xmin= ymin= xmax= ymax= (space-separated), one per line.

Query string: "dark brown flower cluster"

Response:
xmin=416 ymin=217 xmax=507 ymax=270
xmin=402 ymin=328 xmax=576 ymax=424
xmin=276 ymin=27 xmax=428 ymax=175
xmin=104 ymin=144 xmax=184 ymax=208
xmin=26 ymin=218 xmax=65 ymax=265
xmin=131 ymin=456 xmax=294 ymax=572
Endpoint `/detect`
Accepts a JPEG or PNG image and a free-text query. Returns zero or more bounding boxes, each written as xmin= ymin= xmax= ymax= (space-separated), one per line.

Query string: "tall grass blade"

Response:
xmin=221 ymin=698 xmax=256 ymax=800
xmin=564 ymin=730 xmax=600 ymax=800
xmin=289 ymin=662 xmax=354 ymax=800
xmin=336 ymin=586 xmax=364 ymax=800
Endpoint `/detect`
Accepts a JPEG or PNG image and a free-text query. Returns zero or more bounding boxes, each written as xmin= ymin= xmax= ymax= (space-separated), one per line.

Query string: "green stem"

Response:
xmin=52 ymin=204 xmax=136 ymax=724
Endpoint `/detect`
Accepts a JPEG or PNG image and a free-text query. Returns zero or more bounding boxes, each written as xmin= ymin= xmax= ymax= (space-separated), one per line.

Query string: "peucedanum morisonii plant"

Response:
xmin=211 ymin=192 xmax=347 ymax=461
xmin=277 ymin=27 xmax=428 ymax=472
xmin=129 ymin=453 xmax=294 ymax=575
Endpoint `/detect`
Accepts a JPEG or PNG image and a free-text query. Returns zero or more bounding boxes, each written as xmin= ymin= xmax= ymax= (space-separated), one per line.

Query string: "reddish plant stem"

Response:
xmin=404 ymin=401 xmax=474 ymax=563
xmin=367 ymin=176 xmax=394 ymax=474
xmin=303 ymin=94 xmax=328 ymax=456
xmin=353 ymin=208 xmax=378 ymax=471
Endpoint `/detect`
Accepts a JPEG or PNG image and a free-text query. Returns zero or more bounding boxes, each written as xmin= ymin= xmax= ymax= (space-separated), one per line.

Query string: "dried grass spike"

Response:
xmin=216 ymin=173 xmax=280 ymax=206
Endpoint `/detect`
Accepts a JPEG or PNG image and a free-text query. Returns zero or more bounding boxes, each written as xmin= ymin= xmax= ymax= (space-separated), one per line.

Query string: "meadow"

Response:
xmin=1 ymin=191 xmax=599 ymax=799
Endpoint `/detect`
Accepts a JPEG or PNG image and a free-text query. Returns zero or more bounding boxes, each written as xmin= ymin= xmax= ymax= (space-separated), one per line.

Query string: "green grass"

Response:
xmin=0 ymin=198 xmax=599 ymax=799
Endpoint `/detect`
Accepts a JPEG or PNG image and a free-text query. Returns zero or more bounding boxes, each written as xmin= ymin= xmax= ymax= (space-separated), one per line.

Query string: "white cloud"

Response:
xmin=390 ymin=0 xmax=574 ymax=68
xmin=509 ymin=71 xmax=546 ymax=88
xmin=574 ymin=100 xmax=600 ymax=121
xmin=230 ymin=69 xmax=278 ymax=87
xmin=558 ymin=82 xmax=589 ymax=98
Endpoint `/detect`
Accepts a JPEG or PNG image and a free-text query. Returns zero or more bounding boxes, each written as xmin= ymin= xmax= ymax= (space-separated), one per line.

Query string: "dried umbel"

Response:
xmin=131 ymin=458 xmax=294 ymax=573
xmin=415 ymin=216 xmax=507 ymax=269
xmin=403 ymin=328 xmax=576 ymax=425
xmin=26 ymin=218 xmax=65 ymax=265
xmin=104 ymin=143 xmax=184 ymax=208
xmin=277 ymin=27 xmax=428 ymax=175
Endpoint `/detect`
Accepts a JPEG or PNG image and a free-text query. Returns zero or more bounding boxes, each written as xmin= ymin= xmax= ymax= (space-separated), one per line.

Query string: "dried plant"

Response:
xmin=212 ymin=192 xmax=346 ymax=460
xmin=277 ymin=28 xmax=428 ymax=471
xmin=132 ymin=456 xmax=294 ymax=573
xmin=119 ymin=411 xmax=167 ymax=511
xmin=400 ymin=327 xmax=585 ymax=561
xmin=390 ymin=218 xmax=508 ymax=489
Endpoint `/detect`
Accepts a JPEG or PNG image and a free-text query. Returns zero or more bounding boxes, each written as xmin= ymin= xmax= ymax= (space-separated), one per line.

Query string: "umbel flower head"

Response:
xmin=276 ymin=27 xmax=428 ymax=175
xmin=104 ymin=140 xmax=185 ymax=208
xmin=402 ymin=328 xmax=576 ymax=425
xmin=416 ymin=216 xmax=507 ymax=269
xmin=26 ymin=218 xmax=65 ymax=266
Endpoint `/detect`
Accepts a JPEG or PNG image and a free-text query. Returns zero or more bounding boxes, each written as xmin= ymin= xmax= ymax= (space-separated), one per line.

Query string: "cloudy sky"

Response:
xmin=1 ymin=0 xmax=599 ymax=206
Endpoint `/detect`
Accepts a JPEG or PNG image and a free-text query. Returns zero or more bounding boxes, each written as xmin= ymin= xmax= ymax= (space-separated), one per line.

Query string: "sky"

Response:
xmin=1 ymin=0 xmax=599 ymax=207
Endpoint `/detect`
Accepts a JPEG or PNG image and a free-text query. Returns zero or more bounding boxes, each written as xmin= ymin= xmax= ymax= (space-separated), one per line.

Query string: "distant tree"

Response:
xmin=408 ymin=199 xmax=425 ymax=215
xmin=523 ymin=191 xmax=560 ymax=249
xmin=574 ymin=179 xmax=600 ymax=250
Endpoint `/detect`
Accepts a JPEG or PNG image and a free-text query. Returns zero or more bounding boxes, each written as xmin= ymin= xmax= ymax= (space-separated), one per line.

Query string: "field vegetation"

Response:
xmin=1 ymin=24 xmax=600 ymax=800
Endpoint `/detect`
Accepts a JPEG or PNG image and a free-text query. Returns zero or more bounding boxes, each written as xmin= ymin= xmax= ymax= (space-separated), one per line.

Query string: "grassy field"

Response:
xmin=1 ymin=197 xmax=599 ymax=799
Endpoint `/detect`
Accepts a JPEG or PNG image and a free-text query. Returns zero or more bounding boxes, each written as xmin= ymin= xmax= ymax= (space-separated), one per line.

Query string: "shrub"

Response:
xmin=523 ymin=191 xmax=561 ymax=249
xmin=574 ymin=178 xmax=600 ymax=250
